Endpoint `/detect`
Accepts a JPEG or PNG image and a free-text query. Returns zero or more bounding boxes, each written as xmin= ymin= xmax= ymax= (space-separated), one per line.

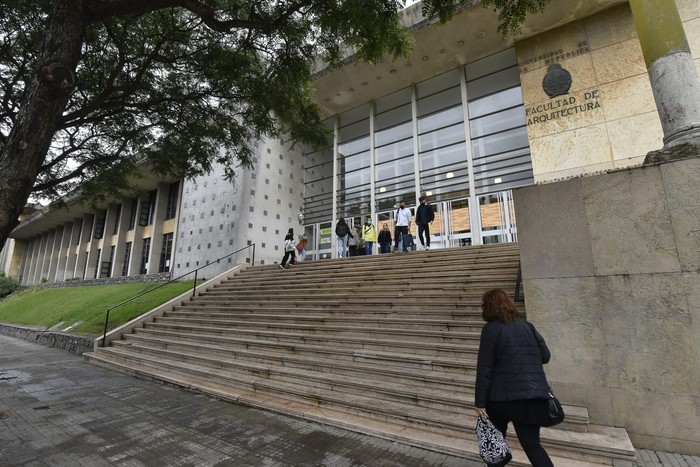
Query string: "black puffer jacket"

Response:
xmin=475 ymin=319 xmax=551 ymax=408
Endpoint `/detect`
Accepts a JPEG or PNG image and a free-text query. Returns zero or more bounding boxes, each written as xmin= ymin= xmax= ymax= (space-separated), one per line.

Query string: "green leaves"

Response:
xmin=1 ymin=0 xmax=551 ymax=209
xmin=481 ymin=0 xmax=553 ymax=37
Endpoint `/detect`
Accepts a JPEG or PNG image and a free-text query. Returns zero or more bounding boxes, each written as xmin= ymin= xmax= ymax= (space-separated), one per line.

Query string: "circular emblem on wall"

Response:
xmin=542 ymin=64 xmax=572 ymax=98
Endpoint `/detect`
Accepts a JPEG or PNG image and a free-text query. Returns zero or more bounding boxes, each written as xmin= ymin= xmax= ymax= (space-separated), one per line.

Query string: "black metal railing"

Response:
xmin=101 ymin=243 xmax=255 ymax=347
xmin=514 ymin=260 xmax=524 ymax=302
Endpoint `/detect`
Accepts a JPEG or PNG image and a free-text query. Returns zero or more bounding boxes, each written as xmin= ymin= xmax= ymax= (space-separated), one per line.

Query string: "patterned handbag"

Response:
xmin=475 ymin=415 xmax=512 ymax=466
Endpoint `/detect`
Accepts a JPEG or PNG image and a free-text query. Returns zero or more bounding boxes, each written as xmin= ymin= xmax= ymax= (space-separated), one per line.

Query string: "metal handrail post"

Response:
xmin=514 ymin=261 xmax=523 ymax=302
xmin=192 ymin=270 xmax=198 ymax=297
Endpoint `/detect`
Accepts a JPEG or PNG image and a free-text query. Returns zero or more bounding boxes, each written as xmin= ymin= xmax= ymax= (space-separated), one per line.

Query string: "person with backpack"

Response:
xmin=335 ymin=218 xmax=351 ymax=258
xmin=393 ymin=200 xmax=412 ymax=252
xmin=362 ymin=219 xmax=377 ymax=255
xmin=415 ymin=195 xmax=435 ymax=250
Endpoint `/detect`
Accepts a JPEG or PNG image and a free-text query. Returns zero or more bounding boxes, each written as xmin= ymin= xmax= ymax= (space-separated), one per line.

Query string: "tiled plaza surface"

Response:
xmin=0 ymin=334 xmax=697 ymax=466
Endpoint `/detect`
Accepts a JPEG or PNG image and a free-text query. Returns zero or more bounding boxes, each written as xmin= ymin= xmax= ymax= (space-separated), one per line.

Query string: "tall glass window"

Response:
xmin=416 ymin=69 xmax=468 ymax=200
xmin=374 ymin=88 xmax=414 ymax=211
xmin=466 ymin=48 xmax=533 ymax=194
xmin=303 ymin=120 xmax=334 ymax=224
xmin=337 ymin=104 xmax=371 ymax=219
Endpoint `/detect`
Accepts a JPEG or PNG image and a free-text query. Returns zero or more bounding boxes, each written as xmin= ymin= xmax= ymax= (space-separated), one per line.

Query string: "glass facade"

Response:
xmin=304 ymin=48 xmax=533 ymax=256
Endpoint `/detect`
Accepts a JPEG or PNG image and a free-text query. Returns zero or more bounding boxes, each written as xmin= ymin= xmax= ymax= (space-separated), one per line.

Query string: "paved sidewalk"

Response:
xmin=0 ymin=334 xmax=697 ymax=466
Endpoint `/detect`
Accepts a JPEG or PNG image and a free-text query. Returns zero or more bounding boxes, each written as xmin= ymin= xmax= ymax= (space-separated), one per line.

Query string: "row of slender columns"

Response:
xmin=15 ymin=182 xmax=178 ymax=285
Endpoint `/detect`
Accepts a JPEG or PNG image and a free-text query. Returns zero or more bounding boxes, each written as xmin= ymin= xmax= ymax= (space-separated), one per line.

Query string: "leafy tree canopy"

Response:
xmin=0 ymin=0 xmax=552 ymax=248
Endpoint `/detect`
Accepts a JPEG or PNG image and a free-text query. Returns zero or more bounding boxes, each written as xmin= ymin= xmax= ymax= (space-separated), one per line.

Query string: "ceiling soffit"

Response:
xmin=313 ymin=0 xmax=626 ymax=117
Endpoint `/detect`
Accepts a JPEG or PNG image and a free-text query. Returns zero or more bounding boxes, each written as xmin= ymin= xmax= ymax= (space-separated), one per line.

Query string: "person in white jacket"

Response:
xmin=393 ymin=200 xmax=412 ymax=252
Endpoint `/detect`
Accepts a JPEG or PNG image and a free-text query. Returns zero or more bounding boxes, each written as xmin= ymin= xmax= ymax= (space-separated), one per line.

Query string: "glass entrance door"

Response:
xmin=432 ymin=198 xmax=473 ymax=249
xmin=478 ymin=189 xmax=517 ymax=244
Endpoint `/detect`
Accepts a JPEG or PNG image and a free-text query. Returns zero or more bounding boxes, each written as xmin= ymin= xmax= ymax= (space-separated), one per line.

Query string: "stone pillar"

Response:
xmin=147 ymin=183 xmax=168 ymax=274
xmin=629 ymin=0 xmax=700 ymax=154
xmin=19 ymin=238 xmax=36 ymax=285
xmin=47 ymin=226 xmax=64 ymax=282
xmin=64 ymin=219 xmax=81 ymax=280
xmin=54 ymin=223 xmax=72 ymax=282
xmin=110 ymin=202 xmax=130 ymax=277
xmin=74 ymin=214 xmax=94 ymax=280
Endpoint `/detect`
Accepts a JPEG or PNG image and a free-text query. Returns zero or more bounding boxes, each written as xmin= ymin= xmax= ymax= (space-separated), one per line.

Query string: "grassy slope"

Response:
xmin=0 ymin=281 xmax=196 ymax=336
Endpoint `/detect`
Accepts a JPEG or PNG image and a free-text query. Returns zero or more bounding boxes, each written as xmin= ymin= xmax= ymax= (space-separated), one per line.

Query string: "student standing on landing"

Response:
xmin=415 ymin=196 xmax=435 ymax=250
xmin=378 ymin=223 xmax=392 ymax=254
xmin=393 ymin=200 xmax=412 ymax=252
xmin=348 ymin=225 xmax=359 ymax=257
xmin=361 ymin=220 xmax=377 ymax=255
xmin=335 ymin=218 xmax=351 ymax=258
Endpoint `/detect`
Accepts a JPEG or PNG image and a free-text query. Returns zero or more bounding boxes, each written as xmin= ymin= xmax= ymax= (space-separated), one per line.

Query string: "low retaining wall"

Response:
xmin=0 ymin=323 xmax=94 ymax=355
xmin=39 ymin=272 xmax=172 ymax=289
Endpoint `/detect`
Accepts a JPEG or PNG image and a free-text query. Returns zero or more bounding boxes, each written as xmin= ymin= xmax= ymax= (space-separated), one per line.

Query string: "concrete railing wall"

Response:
xmin=513 ymin=156 xmax=700 ymax=455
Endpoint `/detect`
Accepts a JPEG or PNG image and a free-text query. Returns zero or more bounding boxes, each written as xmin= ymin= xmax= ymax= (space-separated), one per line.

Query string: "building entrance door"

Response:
xmin=302 ymin=221 xmax=333 ymax=261
xmin=431 ymin=198 xmax=473 ymax=249
xmin=478 ymin=190 xmax=517 ymax=244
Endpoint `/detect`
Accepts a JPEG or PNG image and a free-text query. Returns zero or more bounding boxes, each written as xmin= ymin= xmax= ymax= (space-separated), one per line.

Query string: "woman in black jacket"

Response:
xmin=475 ymin=289 xmax=554 ymax=467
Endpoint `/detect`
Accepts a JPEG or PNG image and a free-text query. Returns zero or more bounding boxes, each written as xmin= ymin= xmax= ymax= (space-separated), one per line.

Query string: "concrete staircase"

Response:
xmin=84 ymin=243 xmax=636 ymax=466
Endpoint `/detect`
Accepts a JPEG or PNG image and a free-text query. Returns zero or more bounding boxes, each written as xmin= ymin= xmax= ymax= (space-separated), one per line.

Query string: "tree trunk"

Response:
xmin=0 ymin=0 xmax=86 ymax=250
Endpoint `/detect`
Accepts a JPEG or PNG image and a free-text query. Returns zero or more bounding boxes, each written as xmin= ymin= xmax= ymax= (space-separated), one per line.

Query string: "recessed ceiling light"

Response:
xmin=390 ymin=69 xmax=397 ymax=74
xmin=422 ymin=56 xmax=429 ymax=61
xmin=362 ymin=82 xmax=368 ymax=86
xmin=458 ymin=40 xmax=464 ymax=46
xmin=494 ymin=177 xmax=502 ymax=184
xmin=426 ymin=191 xmax=433 ymax=196
xmin=446 ymin=172 xmax=454 ymax=179
xmin=379 ymin=186 xmax=387 ymax=193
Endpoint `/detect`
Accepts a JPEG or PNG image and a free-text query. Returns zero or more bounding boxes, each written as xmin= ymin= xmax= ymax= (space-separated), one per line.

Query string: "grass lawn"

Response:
xmin=0 ymin=281 xmax=196 ymax=336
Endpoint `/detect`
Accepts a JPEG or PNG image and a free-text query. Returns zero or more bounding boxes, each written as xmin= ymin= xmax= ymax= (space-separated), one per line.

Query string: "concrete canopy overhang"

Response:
xmin=10 ymin=168 xmax=179 ymax=241
xmin=313 ymin=0 xmax=626 ymax=117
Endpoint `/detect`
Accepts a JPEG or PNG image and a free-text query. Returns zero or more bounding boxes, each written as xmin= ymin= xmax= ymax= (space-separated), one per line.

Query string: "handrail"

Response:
xmin=101 ymin=243 xmax=256 ymax=347
xmin=514 ymin=260 xmax=524 ymax=303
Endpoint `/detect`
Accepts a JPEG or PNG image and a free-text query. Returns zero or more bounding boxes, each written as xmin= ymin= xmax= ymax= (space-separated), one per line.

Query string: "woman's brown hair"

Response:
xmin=481 ymin=288 xmax=520 ymax=323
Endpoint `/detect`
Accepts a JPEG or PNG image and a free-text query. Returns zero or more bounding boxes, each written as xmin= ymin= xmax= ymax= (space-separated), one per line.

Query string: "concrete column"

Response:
xmin=36 ymin=231 xmax=52 ymax=283
xmin=74 ymin=214 xmax=94 ymax=280
xmin=146 ymin=184 xmax=169 ymax=273
xmin=64 ymin=220 xmax=81 ymax=279
xmin=54 ymin=223 xmax=72 ymax=282
xmin=18 ymin=238 xmax=35 ymax=284
xmin=47 ymin=226 xmax=64 ymax=282
xmin=128 ymin=198 xmax=146 ymax=275
xmin=629 ymin=0 xmax=700 ymax=152
xmin=111 ymin=202 xmax=130 ymax=277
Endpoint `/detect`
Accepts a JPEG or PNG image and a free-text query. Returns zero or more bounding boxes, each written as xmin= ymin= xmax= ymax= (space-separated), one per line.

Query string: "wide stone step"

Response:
xmin=88 ymin=348 xmax=473 ymax=428
xmin=133 ymin=325 xmax=475 ymax=359
xmin=169 ymin=305 xmax=484 ymax=320
xmin=149 ymin=317 xmax=479 ymax=344
xmin=191 ymin=296 xmax=482 ymax=308
xmin=125 ymin=329 xmax=474 ymax=374
xmin=172 ymin=303 xmax=485 ymax=315
xmin=159 ymin=313 xmax=485 ymax=332
xmin=109 ymin=341 xmax=473 ymax=411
